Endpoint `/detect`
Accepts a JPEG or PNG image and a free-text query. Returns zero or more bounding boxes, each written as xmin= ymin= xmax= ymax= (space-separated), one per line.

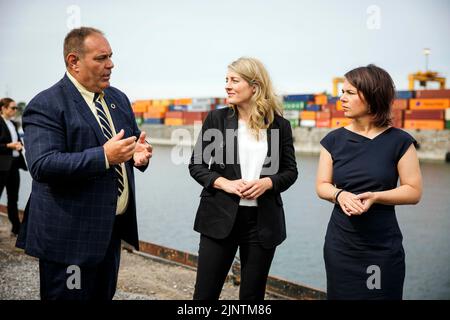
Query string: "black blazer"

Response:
xmin=0 ymin=117 xmax=27 ymax=172
xmin=189 ymin=107 xmax=298 ymax=248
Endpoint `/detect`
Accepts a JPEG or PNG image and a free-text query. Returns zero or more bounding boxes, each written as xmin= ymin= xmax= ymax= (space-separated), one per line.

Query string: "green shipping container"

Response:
xmin=289 ymin=119 xmax=299 ymax=128
xmin=446 ymin=120 xmax=450 ymax=129
xmin=283 ymin=101 xmax=306 ymax=111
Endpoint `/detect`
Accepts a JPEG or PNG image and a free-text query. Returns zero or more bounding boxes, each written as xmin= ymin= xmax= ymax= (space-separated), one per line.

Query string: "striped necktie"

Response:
xmin=94 ymin=93 xmax=125 ymax=196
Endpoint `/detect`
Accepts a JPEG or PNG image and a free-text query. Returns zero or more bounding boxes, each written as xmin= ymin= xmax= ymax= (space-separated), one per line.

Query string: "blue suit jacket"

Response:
xmin=16 ymin=74 xmax=147 ymax=267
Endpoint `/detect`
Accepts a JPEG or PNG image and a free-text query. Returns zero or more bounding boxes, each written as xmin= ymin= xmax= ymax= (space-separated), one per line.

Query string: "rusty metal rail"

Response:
xmin=0 ymin=205 xmax=326 ymax=300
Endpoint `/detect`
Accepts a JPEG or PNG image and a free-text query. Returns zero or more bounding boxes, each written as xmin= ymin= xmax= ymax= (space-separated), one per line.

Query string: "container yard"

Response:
xmin=132 ymin=89 xmax=450 ymax=131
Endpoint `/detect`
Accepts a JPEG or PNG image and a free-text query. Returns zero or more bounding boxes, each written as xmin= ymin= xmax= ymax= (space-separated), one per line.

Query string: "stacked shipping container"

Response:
xmin=132 ymin=89 xmax=450 ymax=130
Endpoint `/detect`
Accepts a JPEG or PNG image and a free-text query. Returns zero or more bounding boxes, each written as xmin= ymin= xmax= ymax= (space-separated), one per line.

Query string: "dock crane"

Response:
xmin=409 ymin=48 xmax=446 ymax=90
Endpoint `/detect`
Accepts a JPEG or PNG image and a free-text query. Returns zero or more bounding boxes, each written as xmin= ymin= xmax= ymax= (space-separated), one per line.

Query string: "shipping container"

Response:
xmin=300 ymin=120 xmax=316 ymax=128
xmin=132 ymin=100 xmax=150 ymax=113
xmin=164 ymin=118 xmax=184 ymax=126
xmin=396 ymin=90 xmax=415 ymax=99
xmin=316 ymin=111 xmax=331 ymax=120
xmin=165 ymin=111 xmax=184 ymax=119
xmin=143 ymin=118 xmax=164 ymax=125
xmin=300 ymin=111 xmax=316 ymax=120
xmin=409 ymin=99 xmax=450 ymax=110
xmin=322 ymin=103 xmax=336 ymax=113
xmin=144 ymin=110 xmax=165 ymax=119
xmin=403 ymin=119 xmax=444 ymax=130
xmin=183 ymin=111 xmax=208 ymax=121
xmin=392 ymin=99 xmax=408 ymax=110
xmin=331 ymin=118 xmax=352 ymax=128
xmin=445 ymin=108 xmax=450 ymax=121
xmin=187 ymin=104 xmax=212 ymax=112
xmin=391 ymin=109 xmax=403 ymax=128
xmin=284 ymin=110 xmax=300 ymax=119
xmin=148 ymin=104 xmax=169 ymax=113
xmin=316 ymin=119 xmax=331 ymax=128
xmin=314 ymin=94 xmax=328 ymax=105
xmin=305 ymin=104 xmax=321 ymax=112
xmin=283 ymin=94 xmax=315 ymax=102
xmin=415 ymin=89 xmax=450 ymax=99
xmin=169 ymin=105 xmax=188 ymax=112
xmin=446 ymin=120 xmax=450 ymax=129
xmin=283 ymin=101 xmax=306 ymax=111
xmin=404 ymin=110 xmax=444 ymax=120
xmin=331 ymin=110 xmax=346 ymax=118
xmin=336 ymin=100 xmax=343 ymax=111
xmin=192 ymin=98 xmax=215 ymax=105
xmin=328 ymin=96 xmax=339 ymax=104
xmin=174 ymin=98 xmax=192 ymax=105
xmin=152 ymin=99 xmax=173 ymax=108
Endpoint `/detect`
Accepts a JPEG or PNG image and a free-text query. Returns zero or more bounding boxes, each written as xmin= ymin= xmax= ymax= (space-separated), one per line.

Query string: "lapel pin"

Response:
xmin=111 ymin=103 xmax=116 ymax=109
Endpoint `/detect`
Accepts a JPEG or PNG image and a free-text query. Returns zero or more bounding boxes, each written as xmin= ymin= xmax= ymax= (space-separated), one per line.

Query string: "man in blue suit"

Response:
xmin=16 ymin=27 xmax=152 ymax=300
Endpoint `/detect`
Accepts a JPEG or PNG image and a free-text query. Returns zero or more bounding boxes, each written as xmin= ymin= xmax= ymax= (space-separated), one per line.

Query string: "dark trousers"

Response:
xmin=194 ymin=206 xmax=276 ymax=300
xmin=38 ymin=216 xmax=123 ymax=300
xmin=0 ymin=158 xmax=20 ymax=235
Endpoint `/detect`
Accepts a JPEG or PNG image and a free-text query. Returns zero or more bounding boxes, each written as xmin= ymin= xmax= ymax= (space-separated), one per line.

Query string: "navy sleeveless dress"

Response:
xmin=320 ymin=127 xmax=417 ymax=300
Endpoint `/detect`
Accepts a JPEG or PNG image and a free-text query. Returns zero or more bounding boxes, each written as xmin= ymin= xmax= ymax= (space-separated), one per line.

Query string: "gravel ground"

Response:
xmin=0 ymin=216 xmax=278 ymax=300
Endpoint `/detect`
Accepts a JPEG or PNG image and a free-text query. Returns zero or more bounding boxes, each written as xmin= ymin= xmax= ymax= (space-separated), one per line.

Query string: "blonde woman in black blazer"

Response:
xmin=189 ymin=57 xmax=298 ymax=300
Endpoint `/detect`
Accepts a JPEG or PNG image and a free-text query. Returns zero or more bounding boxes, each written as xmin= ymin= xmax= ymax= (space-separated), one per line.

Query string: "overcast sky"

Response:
xmin=1 ymin=0 xmax=449 ymax=102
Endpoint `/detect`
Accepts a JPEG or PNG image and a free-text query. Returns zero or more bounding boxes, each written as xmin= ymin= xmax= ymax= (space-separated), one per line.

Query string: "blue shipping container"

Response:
xmin=396 ymin=91 xmax=415 ymax=99
xmin=169 ymin=105 xmax=189 ymax=111
xmin=144 ymin=118 xmax=165 ymax=125
xmin=283 ymin=94 xmax=315 ymax=102
xmin=328 ymin=96 xmax=339 ymax=104
xmin=305 ymin=104 xmax=321 ymax=111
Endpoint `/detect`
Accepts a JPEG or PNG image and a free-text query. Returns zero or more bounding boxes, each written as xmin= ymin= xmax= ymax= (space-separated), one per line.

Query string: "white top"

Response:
xmin=3 ymin=117 xmax=20 ymax=157
xmin=238 ymin=120 xmax=268 ymax=207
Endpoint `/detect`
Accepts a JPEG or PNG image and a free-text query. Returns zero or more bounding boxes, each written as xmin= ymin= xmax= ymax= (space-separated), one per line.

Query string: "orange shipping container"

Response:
xmin=409 ymin=99 xmax=450 ymax=110
xmin=336 ymin=100 xmax=343 ymax=111
xmin=316 ymin=119 xmax=331 ymax=128
xmin=165 ymin=111 xmax=184 ymax=119
xmin=174 ymin=98 xmax=193 ymax=105
xmin=148 ymin=104 xmax=169 ymax=113
xmin=322 ymin=103 xmax=336 ymax=112
xmin=314 ymin=95 xmax=328 ymax=105
xmin=331 ymin=118 xmax=352 ymax=128
xmin=404 ymin=119 xmax=444 ymax=130
xmin=316 ymin=111 xmax=331 ymax=120
xmin=300 ymin=111 xmax=316 ymax=120
xmin=132 ymin=100 xmax=150 ymax=113
xmin=144 ymin=110 xmax=165 ymax=119
xmin=392 ymin=99 xmax=408 ymax=110
xmin=153 ymin=99 xmax=173 ymax=108
xmin=164 ymin=118 xmax=184 ymax=126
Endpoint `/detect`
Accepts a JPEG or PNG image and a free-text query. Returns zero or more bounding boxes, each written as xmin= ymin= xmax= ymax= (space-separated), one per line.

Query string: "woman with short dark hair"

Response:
xmin=316 ymin=64 xmax=422 ymax=299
